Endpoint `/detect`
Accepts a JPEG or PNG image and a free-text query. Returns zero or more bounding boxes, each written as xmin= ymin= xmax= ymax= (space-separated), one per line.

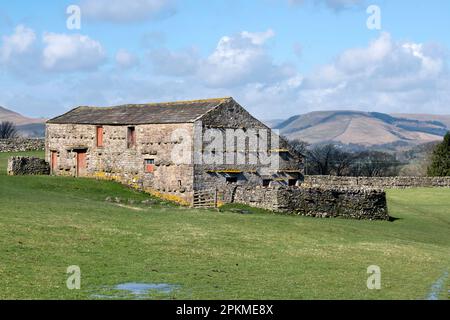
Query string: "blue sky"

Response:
xmin=0 ymin=0 xmax=449 ymax=119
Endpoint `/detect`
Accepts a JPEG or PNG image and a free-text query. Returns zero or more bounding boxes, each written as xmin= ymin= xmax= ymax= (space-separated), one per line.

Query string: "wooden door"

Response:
xmin=127 ymin=127 xmax=136 ymax=148
xmin=76 ymin=151 xmax=87 ymax=177
xmin=96 ymin=126 xmax=104 ymax=147
xmin=51 ymin=151 xmax=57 ymax=174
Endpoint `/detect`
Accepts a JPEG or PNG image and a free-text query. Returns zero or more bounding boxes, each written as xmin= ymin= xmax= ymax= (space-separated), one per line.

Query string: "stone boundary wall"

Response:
xmin=0 ymin=139 xmax=45 ymax=153
xmin=7 ymin=157 xmax=50 ymax=176
xmin=303 ymin=175 xmax=450 ymax=189
xmin=277 ymin=187 xmax=388 ymax=220
xmin=222 ymin=185 xmax=389 ymax=221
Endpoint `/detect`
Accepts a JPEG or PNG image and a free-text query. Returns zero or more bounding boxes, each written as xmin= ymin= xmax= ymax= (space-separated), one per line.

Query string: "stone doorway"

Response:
xmin=75 ymin=150 xmax=87 ymax=177
xmin=50 ymin=151 xmax=58 ymax=174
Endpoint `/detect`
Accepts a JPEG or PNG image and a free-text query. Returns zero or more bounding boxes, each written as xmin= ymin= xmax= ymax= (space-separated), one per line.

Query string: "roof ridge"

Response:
xmin=77 ymin=97 xmax=233 ymax=110
xmin=47 ymin=97 xmax=234 ymax=124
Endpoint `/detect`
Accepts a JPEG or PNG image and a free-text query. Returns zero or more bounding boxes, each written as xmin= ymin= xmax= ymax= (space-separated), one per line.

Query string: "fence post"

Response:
xmin=214 ymin=188 xmax=218 ymax=209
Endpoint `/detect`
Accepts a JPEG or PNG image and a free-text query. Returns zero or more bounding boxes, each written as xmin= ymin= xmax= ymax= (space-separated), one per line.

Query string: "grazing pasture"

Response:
xmin=0 ymin=151 xmax=448 ymax=299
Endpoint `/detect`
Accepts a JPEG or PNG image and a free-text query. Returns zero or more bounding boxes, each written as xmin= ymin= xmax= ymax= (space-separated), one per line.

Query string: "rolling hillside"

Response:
xmin=392 ymin=114 xmax=450 ymax=129
xmin=274 ymin=111 xmax=449 ymax=151
xmin=0 ymin=106 xmax=45 ymax=137
xmin=1 ymin=151 xmax=449 ymax=299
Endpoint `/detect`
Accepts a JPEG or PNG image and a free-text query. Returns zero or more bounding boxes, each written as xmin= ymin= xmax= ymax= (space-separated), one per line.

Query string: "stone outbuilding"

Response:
xmin=46 ymin=98 xmax=303 ymax=205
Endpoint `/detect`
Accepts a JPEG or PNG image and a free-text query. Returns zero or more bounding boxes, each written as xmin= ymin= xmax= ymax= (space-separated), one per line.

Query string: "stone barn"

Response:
xmin=46 ymin=98 xmax=303 ymax=205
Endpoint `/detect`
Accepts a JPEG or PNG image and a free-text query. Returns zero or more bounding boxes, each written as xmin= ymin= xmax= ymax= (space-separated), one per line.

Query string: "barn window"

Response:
xmin=226 ymin=177 xmax=238 ymax=184
xmin=144 ymin=159 xmax=155 ymax=173
xmin=127 ymin=126 xmax=136 ymax=148
xmin=262 ymin=179 xmax=272 ymax=187
xmin=96 ymin=126 xmax=104 ymax=147
xmin=280 ymin=152 xmax=290 ymax=161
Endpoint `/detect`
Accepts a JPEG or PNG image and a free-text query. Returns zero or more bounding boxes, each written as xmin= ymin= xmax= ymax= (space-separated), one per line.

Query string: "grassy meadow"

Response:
xmin=0 ymin=151 xmax=449 ymax=299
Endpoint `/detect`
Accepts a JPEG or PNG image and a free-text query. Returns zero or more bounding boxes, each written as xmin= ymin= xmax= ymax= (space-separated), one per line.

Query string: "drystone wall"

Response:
xmin=221 ymin=185 xmax=389 ymax=221
xmin=7 ymin=157 xmax=50 ymax=176
xmin=277 ymin=187 xmax=389 ymax=220
xmin=303 ymin=175 xmax=450 ymax=189
xmin=0 ymin=139 xmax=45 ymax=152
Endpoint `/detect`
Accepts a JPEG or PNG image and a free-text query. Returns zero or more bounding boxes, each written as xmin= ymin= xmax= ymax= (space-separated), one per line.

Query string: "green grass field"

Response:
xmin=0 ymin=151 xmax=449 ymax=300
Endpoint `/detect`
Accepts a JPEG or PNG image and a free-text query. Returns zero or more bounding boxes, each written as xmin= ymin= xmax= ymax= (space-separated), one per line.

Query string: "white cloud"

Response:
xmin=147 ymin=29 xmax=297 ymax=88
xmin=115 ymin=49 xmax=139 ymax=69
xmin=241 ymin=29 xmax=275 ymax=45
xmin=143 ymin=29 xmax=302 ymax=117
xmin=401 ymin=43 xmax=444 ymax=77
xmin=1 ymin=25 xmax=107 ymax=75
xmin=0 ymin=25 xmax=41 ymax=80
xmin=336 ymin=32 xmax=393 ymax=73
xmin=113 ymin=30 xmax=450 ymax=117
xmin=80 ymin=0 xmax=176 ymax=23
xmin=200 ymin=30 xmax=296 ymax=88
xmin=299 ymin=32 xmax=450 ymax=114
xmin=2 ymin=25 xmax=450 ymax=120
xmin=0 ymin=25 xmax=36 ymax=62
xmin=42 ymin=33 xmax=106 ymax=72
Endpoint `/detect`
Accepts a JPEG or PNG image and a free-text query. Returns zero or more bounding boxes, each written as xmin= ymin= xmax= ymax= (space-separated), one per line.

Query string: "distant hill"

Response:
xmin=0 ymin=106 xmax=46 ymax=137
xmin=262 ymin=119 xmax=285 ymax=128
xmin=274 ymin=110 xmax=449 ymax=152
xmin=391 ymin=114 xmax=450 ymax=129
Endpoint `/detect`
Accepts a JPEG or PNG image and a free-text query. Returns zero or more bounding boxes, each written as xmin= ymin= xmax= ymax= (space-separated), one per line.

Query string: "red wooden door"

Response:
xmin=96 ymin=126 xmax=104 ymax=147
xmin=76 ymin=151 xmax=87 ymax=177
xmin=51 ymin=151 xmax=57 ymax=173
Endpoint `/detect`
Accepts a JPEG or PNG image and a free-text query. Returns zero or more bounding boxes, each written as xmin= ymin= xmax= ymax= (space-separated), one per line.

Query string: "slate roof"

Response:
xmin=47 ymin=98 xmax=232 ymax=125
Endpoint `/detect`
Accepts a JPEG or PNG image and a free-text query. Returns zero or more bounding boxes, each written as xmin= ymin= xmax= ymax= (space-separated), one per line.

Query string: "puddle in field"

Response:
xmin=117 ymin=283 xmax=178 ymax=295
xmin=426 ymin=271 xmax=448 ymax=300
xmin=91 ymin=283 xmax=180 ymax=300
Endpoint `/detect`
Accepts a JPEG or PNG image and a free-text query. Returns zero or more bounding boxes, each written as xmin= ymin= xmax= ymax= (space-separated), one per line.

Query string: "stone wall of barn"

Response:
xmin=220 ymin=185 xmax=389 ymax=221
xmin=194 ymin=100 xmax=304 ymax=191
xmin=46 ymin=123 xmax=195 ymax=205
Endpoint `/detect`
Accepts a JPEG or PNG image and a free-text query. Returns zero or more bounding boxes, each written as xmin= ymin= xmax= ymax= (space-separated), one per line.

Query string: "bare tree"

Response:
xmin=306 ymin=144 xmax=336 ymax=175
xmin=288 ymin=138 xmax=309 ymax=157
xmin=352 ymin=151 xmax=402 ymax=177
xmin=305 ymin=144 xmax=358 ymax=176
xmin=332 ymin=150 xmax=358 ymax=176
xmin=0 ymin=121 xmax=18 ymax=139
xmin=303 ymin=144 xmax=402 ymax=177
